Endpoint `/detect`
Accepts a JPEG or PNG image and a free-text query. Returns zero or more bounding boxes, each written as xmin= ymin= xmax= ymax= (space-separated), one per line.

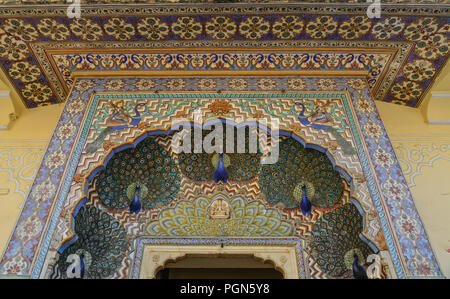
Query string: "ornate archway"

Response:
xmin=48 ymin=110 xmax=383 ymax=279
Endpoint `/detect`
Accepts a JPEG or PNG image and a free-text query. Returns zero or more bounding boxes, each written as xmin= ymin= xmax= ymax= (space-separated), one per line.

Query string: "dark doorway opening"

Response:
xmin=155 ymin=254 xmax=284 ymax=279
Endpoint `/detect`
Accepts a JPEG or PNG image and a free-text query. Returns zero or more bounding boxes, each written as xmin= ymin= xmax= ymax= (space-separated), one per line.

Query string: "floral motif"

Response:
xmin=415 ymin=34 xmax=449 ymax=59
xmin=74 ymin=80 xmax=95 ymax=92
xmin=70 ymin=18 xmax=103 ymax=41
xmin=382 ymin=178 xmax=408 ymax=202
xmin=205 ymin=16 xmax=236 ymax=40
xmin=2 ymin=256 xmax=28 ymax=276
xmin=338 ymin=16 xmax=371 ymax=39
xmin=37 ymin=18 xmax=70 ymax=40
xmin=171 ymin=17 xmax=202 ymax=39
xmin=56 ymin=122 xmax=77 ymax=140
xmin=22 ymin=82 xmax=52 ymax=103
xmin=30 ymin=178 xmax=57 ymax=203
xmin=306 ymin=16 xmax=337 ymax=39
xmin=396 ymin=213 xmax=421 ymax=240
xmin=272 ymin=16 xmax=303 ymax=39
xmin=391 ymin=81 xmax=422 ymax=101
xmin=8 ymin=61 xmax=41 ymax=83
xmin=137 ymin=17 xmax=169 ymax=40
xmin=373 ymin=147 xmax=395 ymax=169
xmin=355 ymin=96 xmax=374 ymax=115
xmin=257 ymin=78 xmax=276 ymax=90
xmin=2 ymin=18 xmax=38 ymax=41
xmin=0 ymin=35 xmax=28 ymax=61
xmin=363 ymin=121 xmax=383 ymax=140
xmin=16 ymin=214 xmax=43 ymax=240
xmin=104 ymin=79 xmax=125 ymax=90
xmin=409 ymin=254 xmax=439 ymax=276
xmin=239 ymin=16 xmax=270 ymax=40
xmin=316 ymin=78 xmax=337 ymax=90
xmin=347 ymin=78 xmax=367 ymax=91
xmin=196 ymin=78 xmax=217 ymax=90
xmin=403 ymin=59 xmax=436 ymax=81
xmin=227 ymin=78 xmax=248 ymax=90
xmin=371 ymin=17 xmax=405 ymax=40
xmin=404 ymin=17 xmax=439 ymax=41
xmin=165 ymin=78 xmax=186 ymax=90
xmin=135 ymin=78 xmax=156 ymax=90
xmin=67 ymin=98 xmax=86 ymax=115
xmin=103 ymin=18 xmax=135 ymax=40
xmin=45 ymin=149 xmax=67 ymax=170
xmin=287 ymin=78 xmax=306 ymax=90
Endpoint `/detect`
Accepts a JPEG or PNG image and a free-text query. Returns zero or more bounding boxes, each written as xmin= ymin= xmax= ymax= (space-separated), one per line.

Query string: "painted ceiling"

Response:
xmin=0 ymin=4 xmax=448 ymax=108
xmin=0 ymin=1 xmax=449 ymax=4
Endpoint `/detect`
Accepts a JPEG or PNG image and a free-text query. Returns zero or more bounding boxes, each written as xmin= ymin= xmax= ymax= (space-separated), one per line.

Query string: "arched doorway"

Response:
xmin=155 ymin=254 xmax=284 ymax=279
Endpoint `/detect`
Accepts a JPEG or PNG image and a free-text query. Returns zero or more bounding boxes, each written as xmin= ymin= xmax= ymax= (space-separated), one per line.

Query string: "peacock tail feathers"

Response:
xmin=259 ymin=137 xmax=344 ymax=208
xmin=177 ymin=128 xmax=261 ymax=182
xmin=56 ymin=205 xmax=128 ymax=279
xmin=310 ymin=202 xmax=373 ymax=277
xmin=96 ymin=137 xmax=181 ymax=210
xmin=146 ymin=196 xmax=294 ymax=237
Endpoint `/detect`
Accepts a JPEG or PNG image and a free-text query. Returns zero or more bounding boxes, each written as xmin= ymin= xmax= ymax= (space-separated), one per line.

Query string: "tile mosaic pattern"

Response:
xmin=0 ymin=75 xmax=443 ymax=279
xmin=43 ymin=48 xmax=399 ymax=104
xmin=0 ymin=5 xmax=449 ymax=107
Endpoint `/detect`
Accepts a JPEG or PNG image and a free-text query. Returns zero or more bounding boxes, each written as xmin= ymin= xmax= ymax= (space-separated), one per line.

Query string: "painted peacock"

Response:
xmin=95 ymin=137 xmax=181 ymax=213
xmin=177 ymin=128 xmax=261 ymax=183
xmin=54 ymin=206 xmax=128 ymax=279
xmin=259 ymin=137 xmax=344 ymax=210
xmin=310 ymin=202 xmax=374 ymax=278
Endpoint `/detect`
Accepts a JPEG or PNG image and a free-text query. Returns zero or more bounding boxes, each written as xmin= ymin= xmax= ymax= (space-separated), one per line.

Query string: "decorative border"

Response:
xmin=1 ymin=4 xmax=450 ymax=16
xmin=29 ymin=41 xmax=408 ymax=105
xmin=0 ymin=5 xmax=448 ymax=107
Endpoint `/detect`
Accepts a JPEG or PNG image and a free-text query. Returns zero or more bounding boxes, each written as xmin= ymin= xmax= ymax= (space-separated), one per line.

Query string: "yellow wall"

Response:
xmin=0 ymin=103 xmax=64 ymax=258
xmin=376 ymin=101 xmax=450 ymax=278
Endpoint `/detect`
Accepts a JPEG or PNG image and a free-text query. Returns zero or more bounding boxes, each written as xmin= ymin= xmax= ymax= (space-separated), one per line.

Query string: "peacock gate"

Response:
xmin=0 ymin=3 xmax=447 ymax=280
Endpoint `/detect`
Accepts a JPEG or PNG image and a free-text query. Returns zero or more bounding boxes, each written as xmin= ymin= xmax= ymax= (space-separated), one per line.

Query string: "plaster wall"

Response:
xmin=0 ymin=104 xmax=64 ymax=259
xmin=376 ymin=101 xmax=450 ymax=278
